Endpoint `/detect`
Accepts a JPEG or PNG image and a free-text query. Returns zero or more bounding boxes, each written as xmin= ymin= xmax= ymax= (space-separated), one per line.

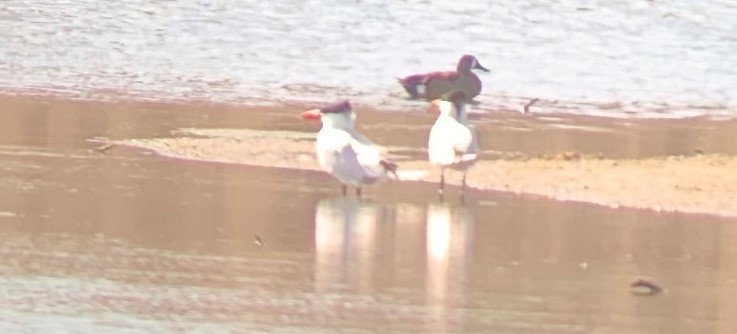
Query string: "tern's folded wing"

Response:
xmin=349 ymin=137 xmax=385 ymax=176
xmin=316 ymin=129 xmax=352 ymax=171
xmin=452 ymin=123 xmax=474 ymax=155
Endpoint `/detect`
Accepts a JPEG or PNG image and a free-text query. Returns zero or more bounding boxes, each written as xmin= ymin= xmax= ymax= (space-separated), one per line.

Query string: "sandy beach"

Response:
xmin=3 ymin=94 xmax=736 ymax=217
xmin=81 ymin=96 xmax=737 ymax=218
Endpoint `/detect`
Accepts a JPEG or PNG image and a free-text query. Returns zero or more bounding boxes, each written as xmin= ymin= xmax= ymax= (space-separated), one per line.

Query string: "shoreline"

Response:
xmin=3 ymin=93 xmax=737 ymax=218
xmin=1 ymin=87 xmax=736 ymax=121
xmin=119 ymin=132 xmax=737 ymax=218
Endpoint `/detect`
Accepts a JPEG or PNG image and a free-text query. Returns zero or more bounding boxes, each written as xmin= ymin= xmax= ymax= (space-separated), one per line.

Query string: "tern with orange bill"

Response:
xmin=301 ymin=100 xmax=398 ymax=196
xmin=427 ymin=91 xmax=479 ymax=197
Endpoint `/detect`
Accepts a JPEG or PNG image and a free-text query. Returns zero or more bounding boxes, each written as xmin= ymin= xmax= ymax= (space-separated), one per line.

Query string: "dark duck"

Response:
xmin=398 ymin=54 xmax=490 ymax=101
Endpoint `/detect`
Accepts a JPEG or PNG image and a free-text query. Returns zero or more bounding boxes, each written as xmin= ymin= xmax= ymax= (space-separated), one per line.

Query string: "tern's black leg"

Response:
xmin=438 ymin=169 xmax=445 ymax=200
xmin=341 ymin=185 xmax=347 ymax=196
xmin=461 ymin=172 xmax=468 ymax=202
xmin=356 ymin=187 xmax=362 ymax=197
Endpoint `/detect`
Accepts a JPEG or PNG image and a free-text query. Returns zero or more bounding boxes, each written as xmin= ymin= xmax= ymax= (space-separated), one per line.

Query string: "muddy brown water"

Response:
xmin=1 ymin=97 xmax=737 ymax=333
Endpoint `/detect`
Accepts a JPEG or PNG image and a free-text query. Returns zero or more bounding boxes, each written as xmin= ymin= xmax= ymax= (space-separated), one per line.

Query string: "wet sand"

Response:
xmin=2 ymin=95 xmax=737 ymax=333
xmin=102 ymin=99 xmax=737 ymax=217
xmin=125 ymin=132 xmax=737 ymax=216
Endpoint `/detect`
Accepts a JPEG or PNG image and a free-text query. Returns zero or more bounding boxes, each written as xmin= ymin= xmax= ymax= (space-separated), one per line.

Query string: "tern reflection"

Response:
xmin=314 ymin=197 xmax=381 ymax=293
xmin=426 ymin=202 xmax=474 ymax=306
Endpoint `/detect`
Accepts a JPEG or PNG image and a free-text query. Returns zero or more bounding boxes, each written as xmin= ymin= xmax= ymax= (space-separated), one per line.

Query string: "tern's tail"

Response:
xmin=379 ymin=159 xmax=399 ymax=179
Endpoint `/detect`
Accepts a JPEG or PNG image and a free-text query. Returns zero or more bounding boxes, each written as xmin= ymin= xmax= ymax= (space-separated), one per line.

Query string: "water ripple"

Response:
xmin=0 ymin=0 xmax=736 ymax=117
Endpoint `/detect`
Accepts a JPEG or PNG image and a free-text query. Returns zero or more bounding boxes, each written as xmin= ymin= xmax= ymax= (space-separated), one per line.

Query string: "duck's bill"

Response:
xmin=474 ymin=63 xmax=491 ymax=72
xmin=301 ymin=109 xmax=322 ymax=120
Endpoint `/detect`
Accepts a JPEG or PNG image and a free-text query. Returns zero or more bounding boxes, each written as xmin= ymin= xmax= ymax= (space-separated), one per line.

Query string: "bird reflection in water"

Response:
xmin=312 ymin=198 xmax=475 ymax=322
xmin=425 ymin=202 xmax=475 ymax=329
xmin=314 ymin=197 xmax=381 ymax=293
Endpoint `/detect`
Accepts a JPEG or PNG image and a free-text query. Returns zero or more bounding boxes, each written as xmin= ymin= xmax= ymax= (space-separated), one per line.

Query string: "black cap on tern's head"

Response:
xmin=319 ymin=100 xmax=352 ymax=114
xmin=441 ymin=90 xmax=467 ymax=103
xmin=440 ymin=91 xmax=468 ymax=115
xmin=301 ymin=100 xmax=353 ymax=121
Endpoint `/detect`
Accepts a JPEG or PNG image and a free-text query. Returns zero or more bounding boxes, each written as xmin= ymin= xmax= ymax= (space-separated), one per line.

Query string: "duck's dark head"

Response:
xmin=457 ymin=54 xmax=490 ymax=73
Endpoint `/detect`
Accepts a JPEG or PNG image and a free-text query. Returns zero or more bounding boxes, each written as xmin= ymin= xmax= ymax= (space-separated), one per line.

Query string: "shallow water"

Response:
xmin=1 ymin=98 xmax=737 ymax=333
xmin=1 ymin=0 xmax=736 ymax=117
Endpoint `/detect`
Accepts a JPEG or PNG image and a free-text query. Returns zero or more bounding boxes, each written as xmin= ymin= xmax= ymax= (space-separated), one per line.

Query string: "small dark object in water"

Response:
xmin=630 ymin=279 xmax=662 ymax=296
xmin=523 ymin=98 xmax=540 ymax=114
xmin=560 ymin=151 xmax=581 ymax=161
xmin=94 ymin=143 xmax=115 ymax=154
xmin=694 ymin=148 xmax=704 ymax=155
xmin=254 ymin=235 xmax=264 ymax=248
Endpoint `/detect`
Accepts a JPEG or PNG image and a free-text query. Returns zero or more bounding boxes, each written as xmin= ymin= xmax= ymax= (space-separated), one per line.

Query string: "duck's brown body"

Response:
xmin=398 ymin=55 xmax=489 ymax=101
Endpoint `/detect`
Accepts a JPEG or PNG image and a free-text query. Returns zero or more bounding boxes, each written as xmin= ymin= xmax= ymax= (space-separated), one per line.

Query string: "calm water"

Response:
xmin=1 ymin=101 xmax=737 ymax=333
xmin=1 ymin=0 xmax=736 ymax=117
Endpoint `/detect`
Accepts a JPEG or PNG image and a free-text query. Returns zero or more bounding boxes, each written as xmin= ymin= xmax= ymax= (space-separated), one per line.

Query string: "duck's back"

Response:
xmin=423 ymin=71 xmax=482 ymax=100
xmin=457 ymin=72 xmax=482 ymax=99
xmin=423 ymin=72 xmax=458 ymax=100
